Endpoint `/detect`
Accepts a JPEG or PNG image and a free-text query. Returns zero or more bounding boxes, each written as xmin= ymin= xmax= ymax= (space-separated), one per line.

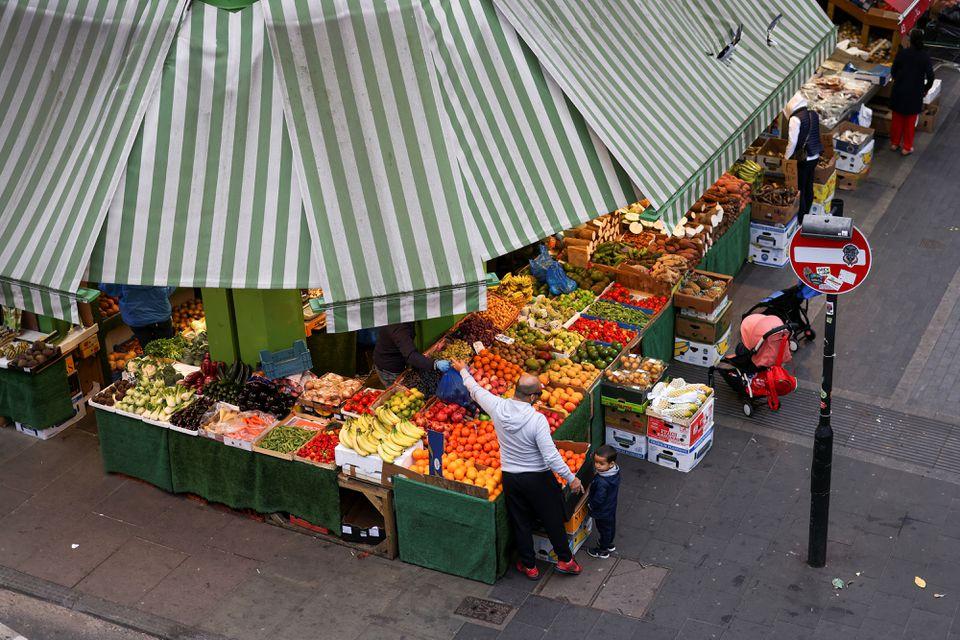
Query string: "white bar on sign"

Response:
xmin=793 ymin=246 xmax=866 ymax=266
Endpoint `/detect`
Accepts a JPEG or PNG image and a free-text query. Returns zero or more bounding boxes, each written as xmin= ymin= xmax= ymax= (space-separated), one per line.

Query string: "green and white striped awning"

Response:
xmin=0 ymin=0 xmax=188 ymax=322
xmin=88 ymin=1 xmax=322 ymax=290
xmin=495 ymin=0 xmax=836 ymax=228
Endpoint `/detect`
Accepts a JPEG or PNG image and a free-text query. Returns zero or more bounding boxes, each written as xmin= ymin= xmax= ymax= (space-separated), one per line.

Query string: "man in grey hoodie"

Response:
xmin=451 ymin=360 xmax=583 ymax=579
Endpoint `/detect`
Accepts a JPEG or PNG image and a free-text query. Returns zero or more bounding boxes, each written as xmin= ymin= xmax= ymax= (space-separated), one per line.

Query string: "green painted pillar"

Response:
xmin=231 ymin=289 xmax=305 ymax=366
xmin=200 ymin=289 xmax=240 ymax=364
xmin=416 ymin=314 xmax=465 ymax=352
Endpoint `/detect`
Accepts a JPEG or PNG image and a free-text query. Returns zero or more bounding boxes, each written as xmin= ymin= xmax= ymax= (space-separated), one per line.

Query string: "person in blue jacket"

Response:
xmin=98 ymin=284 xmax=177 ymax=348
xmin=587 ymin=444 xmax=621 ymax=559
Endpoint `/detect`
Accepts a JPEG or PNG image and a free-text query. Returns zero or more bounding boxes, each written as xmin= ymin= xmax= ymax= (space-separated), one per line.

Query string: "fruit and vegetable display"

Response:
xmin=571 ymin=340 xmax=621 ymax=369
xmin=635 ymin=295 xmax=668 ymax=314
xmin=451 ymin=315 xmax=497 ymax=347
xmin=202 ymin=361 xmax=253 ymax=404
xmin=539 ymin=385 xmax=585 ymax=413
xmin=600 ymin=282 xmax=639 ymax=306
xmin=0 ymin=335 xmax=27 ymax=361
xmin=678 ymin=272 xmax=727 ymax=301
xmin=341 ymin=388 xmax=383 ymax=416
xmin=517 ymin=291 xmax=593 ymax=332
xmin=478 ymin=295 xmax=520 ymax=330
xmin=301 ymin=373 xmax=363 ymax=408
xmin=436 ymin=452 xmax=503 ymax=501
xmin=539 ymin=360 xmax=599 ymax=388
xmin=554 ymin=446 xmax=587 ymax=487
xmin=114 ymin=379 xmax=196 ymax=422
xmin=436 ymin=339 xmax=473 ymax=361
xmin=144 ymin=335 xmax=187 ymax=359
xmin=91 ymin=379 xmax=134 ymax=407
xmin=178 ymin=332 xmax=208 ymax=366
xmin=108 ymin=339 xmax=142 ymax=373
xmin=8 ymin=340 xmax=59 ymax=371
xmin=569 ymin=317 xmax=637 ymax=344
xmin=295 ymin=430 xmax=340 ymax=465
xmin=548 ymin=329 xmax=583 ymax=355
xmin=404 ymin=367 xmax=442 ymax=396
xmin=561 ymin=264 xmax=613 ymax=295
xmin=172 ymin=299 xmax=204 ymax=333
xmin=414 ymin=399 xmax=475 ymax=430
xmin=649 ymin=254 xmax=689 ymax=288
xmin=732 ymin=160 xmax=763 ymax=187
xmin=438 ymin=420 xmax=501 ymax=468
xmin=648 ymin=379 xmax=713 ymax=419
xmin=169 ymin=396 xmax=216 ymax=432
xmin=338 ymin=413 xmax=425 ymax=463
xmin=489 ymin=339 xmax=550 ymax=373
xmin=539 ymin=407 xmax=565 ymax=434
xmin=591 ymin=242 xmax=651 ymax=267
xmin=470 ymin=351 xmax=523 ymax=395
xmin=238 ymin=377 xmax=297 ymax=417
xmin=381 ymin=387 xmax=426 ymax=419
xmin=755 ymin=184 xmax=798 ymax=206
xmin=255 ymin=423 xmax=318 ymax=455
xmin=695 ymin=173 xmax=751 ymax=216
xmin=492 ymin=273 xmax=535 ymax=306
xmin=584 ymin=301 xmax=650 ymax=328
xmin=98 ymin=294 xmax=120 ymax=318
xmin=604 ymin=355 xmax=666 ymax=390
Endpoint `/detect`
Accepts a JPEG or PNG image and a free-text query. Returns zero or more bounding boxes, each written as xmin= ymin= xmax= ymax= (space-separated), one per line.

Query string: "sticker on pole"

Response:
xmin=790 ymin=226 xmax=871 ymax=294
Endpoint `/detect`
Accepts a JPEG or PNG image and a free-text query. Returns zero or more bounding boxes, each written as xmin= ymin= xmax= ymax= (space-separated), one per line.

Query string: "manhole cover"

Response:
xmin=455 ymin=596 xmax=513 ymax=624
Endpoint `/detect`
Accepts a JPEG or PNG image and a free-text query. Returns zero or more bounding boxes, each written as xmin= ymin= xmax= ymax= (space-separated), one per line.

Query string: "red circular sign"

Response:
xmin=789 ymin=226 xmax=872 ymax=295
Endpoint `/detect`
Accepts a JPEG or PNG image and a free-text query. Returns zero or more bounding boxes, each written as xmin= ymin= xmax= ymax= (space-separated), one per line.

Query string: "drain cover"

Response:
xmin=455 ymin=596 xmax=513 ymax=624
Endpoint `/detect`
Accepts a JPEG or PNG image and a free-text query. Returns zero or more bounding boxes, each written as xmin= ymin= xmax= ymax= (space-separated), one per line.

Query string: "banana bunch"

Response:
xmin=1 ymin=340 xmax=27 ymax=360
xmin=494 ymin=274 xmax=534 ymax=306
xmin=734 ymin=160 xmax=763 ymax=186
xmin=339 ymin=414 xmax=426 ymax=463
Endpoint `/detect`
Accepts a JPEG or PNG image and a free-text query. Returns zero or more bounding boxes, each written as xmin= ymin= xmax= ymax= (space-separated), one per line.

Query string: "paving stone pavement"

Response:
xmin=2 ymin=52 xmax=960 ymax=640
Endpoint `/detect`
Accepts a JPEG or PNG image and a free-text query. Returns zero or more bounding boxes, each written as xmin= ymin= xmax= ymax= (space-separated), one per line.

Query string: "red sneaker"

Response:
xmin=516 ymin=561 xmax=540 ymax=581
xmin=555 ymin=557 xmax=582 ymax=575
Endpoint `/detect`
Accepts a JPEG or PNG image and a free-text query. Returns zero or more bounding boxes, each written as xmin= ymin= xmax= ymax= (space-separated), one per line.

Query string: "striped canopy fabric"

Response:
xmin=89 ymin=2 xmax=323 ymax=290
xmin=0 ymin=0 xmax=187 ymax=322
xmin=495 ymin=0 xmax=836 ymax=228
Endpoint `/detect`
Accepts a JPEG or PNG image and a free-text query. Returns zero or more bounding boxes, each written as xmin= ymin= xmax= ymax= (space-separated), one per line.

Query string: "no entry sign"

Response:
xmin=790 ymin=226 xmax=872 ymax=294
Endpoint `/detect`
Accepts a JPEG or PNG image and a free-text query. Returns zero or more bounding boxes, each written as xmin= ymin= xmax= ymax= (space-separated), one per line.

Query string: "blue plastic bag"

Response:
xmin=529 ymin=244 xmax=577 ymax=295
xmin=436 ymin=369 xmax=472 ymax=407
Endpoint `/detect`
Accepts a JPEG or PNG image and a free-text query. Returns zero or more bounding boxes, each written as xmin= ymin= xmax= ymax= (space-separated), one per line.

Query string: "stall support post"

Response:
xmin=231 ymin=289 xmax=306 ymax=366
xmin=201 ymin=289 xmax=240 ymax=364
xmin=416 ymin=314 xmax=465 ymax=353
xmin=807 ymin=293 xmax=837 ymax=568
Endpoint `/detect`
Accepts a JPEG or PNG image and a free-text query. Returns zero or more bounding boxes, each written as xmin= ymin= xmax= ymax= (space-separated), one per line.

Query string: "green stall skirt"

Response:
xmin=0 ymin=359 xmax=75 ymax=429
xmin=697 ymin=208 xmax=751 ymax=277
xmin=168 ymin=433 xmax=340 ymax=531
xmin=96 ymin=410 xmax=174 ymax=492
xmin=394 ymin=476 xmax=510 ymax=584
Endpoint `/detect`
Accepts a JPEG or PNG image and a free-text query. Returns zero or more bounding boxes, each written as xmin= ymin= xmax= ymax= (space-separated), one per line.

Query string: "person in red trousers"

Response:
xmin=890 ymin=28 xmax=935 ymax=156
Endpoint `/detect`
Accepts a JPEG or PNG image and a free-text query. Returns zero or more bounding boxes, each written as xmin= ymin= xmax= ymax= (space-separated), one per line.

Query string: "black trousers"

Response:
xmin=131 ymin=319 xmax=175 ymax=348
xmin=797 ymin=157 xmax=818 ymax=225
xmin=595 ymin=516 xmax=616 ymax=549
xmin=502 ymin=470 xmax=571 ymax=566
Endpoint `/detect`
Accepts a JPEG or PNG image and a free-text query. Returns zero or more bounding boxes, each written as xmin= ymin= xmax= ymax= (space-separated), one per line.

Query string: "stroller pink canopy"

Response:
xmin=740 ymin=314 xmax=792 ymax=368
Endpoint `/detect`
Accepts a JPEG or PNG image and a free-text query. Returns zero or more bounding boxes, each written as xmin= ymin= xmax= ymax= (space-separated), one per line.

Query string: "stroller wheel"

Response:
xmin=742 ymin=402 xmax=754 ymax=417
xmin=805 ymin=328 xmax=816 ymax=341
xmin=789 ymin=339 xmax=799 ymax=352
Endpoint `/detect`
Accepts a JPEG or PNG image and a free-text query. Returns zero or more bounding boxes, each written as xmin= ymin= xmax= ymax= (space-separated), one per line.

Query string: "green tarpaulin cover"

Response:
xmin=0 ymin=359 xmax=75 ymax=429
xmin=96 ymin=410 xmax=174 ymax=492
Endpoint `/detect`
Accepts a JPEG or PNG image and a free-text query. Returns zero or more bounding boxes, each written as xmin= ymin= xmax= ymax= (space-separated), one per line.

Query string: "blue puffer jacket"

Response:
xmin=588 ymin=465 xmax=621 ymax=521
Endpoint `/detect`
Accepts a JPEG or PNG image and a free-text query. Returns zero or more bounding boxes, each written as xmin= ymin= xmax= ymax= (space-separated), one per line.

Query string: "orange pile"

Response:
xmin=410 ymin=448 xmax=432 ymax=474
xmin=540 ymin=386 xmax=585 ymax=413
xmin=470 ymin=351 xmax=524 ymax=395
xmin=478 ymin=295 xmax=519 ymax=330
xmin=410 ymin=449 xmax=502 ymax=501
xmin=554 ymin=447 xmax=587 ymax=486
xmin=539 ymin=360 xmax=599 ymax=388
xmin=443 ymin=420 xmax=501 ymax=468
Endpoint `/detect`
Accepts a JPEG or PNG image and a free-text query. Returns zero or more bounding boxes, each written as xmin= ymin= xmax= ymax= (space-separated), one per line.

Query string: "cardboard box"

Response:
xmin=606 ymin=425 xmax=647 ymax=460
xmin=809 ymin=201 xmax=832 ymax=217
xmin=647 ymin=428 xmax=714 ymax=473
xmin=749 ymin=240 xmax=795 ymax=268
xmin=871 ymin=104 xmax=892 ymax=136
xmin=813 ymin=152 xmax=837 ymax=184
xmin=565 ymin=493 xmax=589 ymax=534
xmin=918 ymin=103 xmax=939 ymax=133
xmin=758 ymin=138 xmax=788 ymax=175
xmin=835 ymin=139 xmax=874 ymax=174
xmin=341 ymin=497 xmax=386 ymax=544
xmin=679 ymin=297 xmax=729 ymax=323
xmin=925 ymin=80 xmax=942 ymax=105
xmin=673 ymin=270 xmax=732 ymax=315
xmin=813 ymin=172 xmax=837 ymax=204
xmin=751 ymin=194 xmax=799 ymax=226
xmin=833 ymin=122 xmax=874 ymax=155
xmin=602 ymin=398 xmax=648 ymax=432
xmin=533 ymin=516 xmax=593 ymax=563
xmin=675 ymin=303 xmax=732 ymax=344
xmin=674 ymin=328 xmax=731 ymax=368
xmin=646 ymin=396 xmax=714 ymax=450
xmin=837 ymin=166 xmax=871 ymax=191
xmin=750 ymin=216 xmax=798 ymax=251
xmin=336 ymin=440 xmax=421 ymax=486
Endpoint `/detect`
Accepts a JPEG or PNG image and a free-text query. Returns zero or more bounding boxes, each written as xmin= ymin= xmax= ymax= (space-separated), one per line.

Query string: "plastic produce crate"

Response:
xmin=259 ymin=340 xmax=312 ymax=379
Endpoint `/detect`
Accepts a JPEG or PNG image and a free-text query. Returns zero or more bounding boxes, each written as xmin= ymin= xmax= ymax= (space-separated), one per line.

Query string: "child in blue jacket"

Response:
xmin=587 ymin=445 xmax=621 ymax=558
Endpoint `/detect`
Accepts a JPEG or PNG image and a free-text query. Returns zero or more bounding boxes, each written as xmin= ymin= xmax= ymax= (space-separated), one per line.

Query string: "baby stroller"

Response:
xmin=742 ymin=281 xmax=820 ymax=352
xmin=708 ymin=314 xmax=798 ymax=417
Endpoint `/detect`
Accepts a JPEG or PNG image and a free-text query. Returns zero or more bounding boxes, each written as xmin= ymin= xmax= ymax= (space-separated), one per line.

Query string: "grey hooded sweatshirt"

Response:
xmin=460 ymin=369 xmax=575 ymax=482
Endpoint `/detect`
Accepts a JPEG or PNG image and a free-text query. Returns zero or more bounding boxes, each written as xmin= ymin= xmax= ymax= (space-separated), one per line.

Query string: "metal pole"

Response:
xmin=808 ymin=293 xmax=837 ymax=567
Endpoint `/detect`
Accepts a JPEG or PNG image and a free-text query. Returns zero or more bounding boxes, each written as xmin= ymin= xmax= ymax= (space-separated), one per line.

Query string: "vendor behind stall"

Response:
xmin=373 ymin=322 xmax=449 ymax=386
xmin=98 ymin=284 xmax=177 ymax=348
xmin=784 ymin=93 xmax=823 ymax=225
xmin=451 ymin=360 xmax=583 ymax=580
